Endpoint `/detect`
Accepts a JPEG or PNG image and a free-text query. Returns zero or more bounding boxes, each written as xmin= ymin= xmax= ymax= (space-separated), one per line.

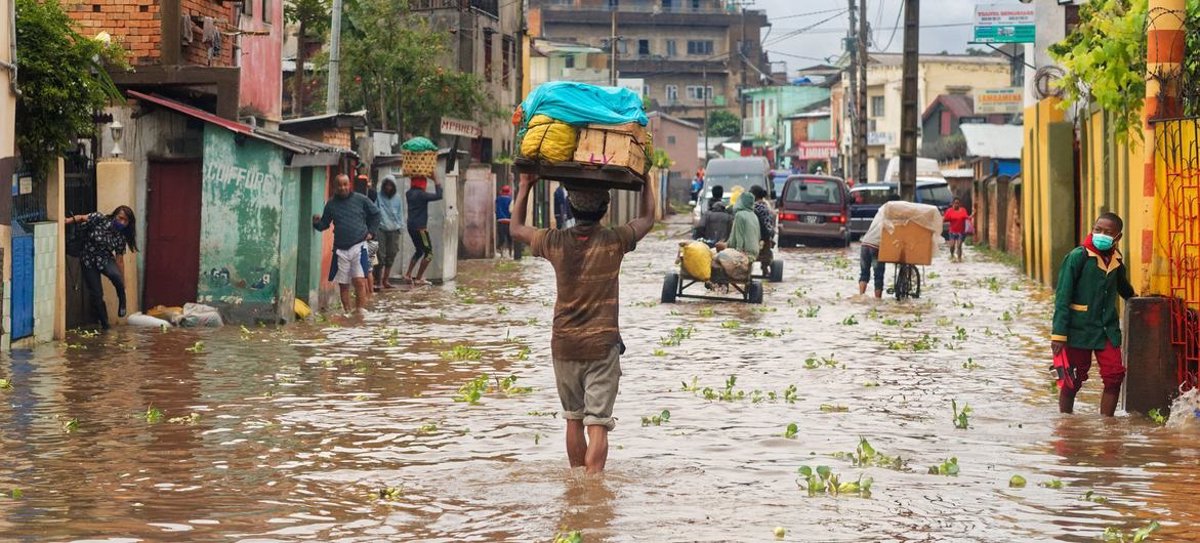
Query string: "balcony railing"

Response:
xmin=539 ymin=1 xmax=750 ymax=16
xmin=410 ymin=0 xmax=499 ymax=17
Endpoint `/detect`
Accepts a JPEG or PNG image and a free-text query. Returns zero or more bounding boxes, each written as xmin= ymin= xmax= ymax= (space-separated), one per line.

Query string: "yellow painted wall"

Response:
xmin=96 ymin=160 xmax=140 ymax=325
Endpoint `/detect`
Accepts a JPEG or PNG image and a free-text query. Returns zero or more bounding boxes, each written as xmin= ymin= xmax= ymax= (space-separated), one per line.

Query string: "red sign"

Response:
xmin=795 ymin=140 xmax=838 ymax=160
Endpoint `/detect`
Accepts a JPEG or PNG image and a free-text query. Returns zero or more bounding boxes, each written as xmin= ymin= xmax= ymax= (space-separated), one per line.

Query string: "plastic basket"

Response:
xmin=403 ymin=151 xmax=437 ymax=176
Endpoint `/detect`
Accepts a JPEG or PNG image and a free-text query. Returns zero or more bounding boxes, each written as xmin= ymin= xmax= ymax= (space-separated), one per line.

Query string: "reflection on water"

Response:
xmin=2 ymin=218 xmax=1199 ymax=542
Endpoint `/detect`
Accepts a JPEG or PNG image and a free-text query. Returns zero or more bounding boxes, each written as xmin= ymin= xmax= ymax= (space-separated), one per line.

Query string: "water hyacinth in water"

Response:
xmin=1 ymin=216 xmax=1198 ymax=541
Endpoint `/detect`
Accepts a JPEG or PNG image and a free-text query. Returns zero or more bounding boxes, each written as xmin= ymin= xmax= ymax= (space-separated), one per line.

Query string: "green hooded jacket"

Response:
xmin=1051 ymin=246 xmax=1135 ymax=349
xmin=728 ymin=193 xmax=761 ymax=256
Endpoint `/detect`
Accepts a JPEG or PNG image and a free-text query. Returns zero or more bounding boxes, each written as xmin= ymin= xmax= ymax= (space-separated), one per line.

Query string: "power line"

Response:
xmin=769 ymin=21 xmax=972 ymax=35
xmin=878 ymin=0 xmax=905 ymax=52
xmin=771 ymin=6 xmax=852 ymax=21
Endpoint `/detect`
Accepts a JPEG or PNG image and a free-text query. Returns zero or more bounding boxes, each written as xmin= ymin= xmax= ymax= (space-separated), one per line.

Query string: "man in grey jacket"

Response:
xmin=313 ymin=173 xmax=382 ymax=312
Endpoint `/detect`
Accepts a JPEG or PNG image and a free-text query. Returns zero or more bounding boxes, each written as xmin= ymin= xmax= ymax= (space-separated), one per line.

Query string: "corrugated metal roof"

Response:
xmin=959 ymin=123 xmax=1023 ymax=159
xmin=128 ymin=90 xmax=352 ymax=157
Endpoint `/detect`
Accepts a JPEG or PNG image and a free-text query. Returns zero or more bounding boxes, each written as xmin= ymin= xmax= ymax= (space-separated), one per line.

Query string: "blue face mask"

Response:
xmin=1093 ymin=233 xmax=1115 ymax=251
xmin=113 ymin=221 xmax=127 ymax=233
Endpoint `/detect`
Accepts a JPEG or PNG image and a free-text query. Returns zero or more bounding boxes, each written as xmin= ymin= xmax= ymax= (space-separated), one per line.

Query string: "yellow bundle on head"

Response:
xmin=681 ymin=241 xmax=713 ymax=281
xmin=520 ymin=114 xmax=578 ymax=163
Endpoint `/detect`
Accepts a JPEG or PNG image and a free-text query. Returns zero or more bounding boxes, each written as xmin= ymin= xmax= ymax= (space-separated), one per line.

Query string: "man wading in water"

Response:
xmin=510 ymin=174 xmax=655 ymax=474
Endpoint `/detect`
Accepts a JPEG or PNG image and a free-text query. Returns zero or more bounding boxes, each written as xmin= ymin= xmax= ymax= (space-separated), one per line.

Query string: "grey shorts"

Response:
xmin=553 ymin=345 xmax=622 ymax=430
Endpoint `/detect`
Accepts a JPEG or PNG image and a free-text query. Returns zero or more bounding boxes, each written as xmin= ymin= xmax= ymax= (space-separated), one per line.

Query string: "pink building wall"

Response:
xmin=238 ymin=0 xmax=284 ymax=121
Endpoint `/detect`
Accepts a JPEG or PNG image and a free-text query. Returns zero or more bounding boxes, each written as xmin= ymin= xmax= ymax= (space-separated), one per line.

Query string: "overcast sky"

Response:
xmin=754 ymin=0 xmax=993 ymax=73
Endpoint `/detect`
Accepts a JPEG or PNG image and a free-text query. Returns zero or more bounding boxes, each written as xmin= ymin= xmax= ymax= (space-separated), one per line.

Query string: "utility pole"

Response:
xmin=326 ymin=0 xmax=343 ymax=114
xmin=856 ymin=0 xmax=868 ymax=185
xmin=898 ymin=0 xmax=919 ymax=201
xmin=703 ymin=64 xmax=709 ymax=161
xmin=846 ymin=0 xmax=858 ymax=182
xmin=740 ymin=2 xmax=748 ymax=122
xmin=610 ymin=10 xmax=619 ymax=86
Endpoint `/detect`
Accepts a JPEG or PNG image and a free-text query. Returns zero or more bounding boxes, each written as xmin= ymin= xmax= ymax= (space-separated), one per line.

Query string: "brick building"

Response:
xmin=66 ymin=0 xmax=283 ymax=123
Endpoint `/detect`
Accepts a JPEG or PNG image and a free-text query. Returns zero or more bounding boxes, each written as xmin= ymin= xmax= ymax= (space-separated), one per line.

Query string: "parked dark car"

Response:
xmin=848 ymin=180 xmax=954 ymax=239
xmin=776 ymin=175 xmax=851 ymax=247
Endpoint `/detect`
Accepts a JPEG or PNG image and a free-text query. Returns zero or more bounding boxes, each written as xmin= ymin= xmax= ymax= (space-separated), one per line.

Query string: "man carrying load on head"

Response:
xmin=510 ymin=175 xmax=656 ymax=474
xmin=404 ymin=175 xmax=443 ymax=285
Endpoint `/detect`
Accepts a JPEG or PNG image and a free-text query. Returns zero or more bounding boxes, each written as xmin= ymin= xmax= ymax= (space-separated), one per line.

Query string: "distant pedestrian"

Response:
xmin=695 ymin=185 xmax=733 ymax=242
xmin=404 ymin=175 xmax=444 ymax=285
xmin=943 ymin=197 xmax=971 ymax=262
xmin=64 ymin=206 xmax=138 ymax=329
xmin=313 ymin=173 xmax=381 ymax=312
xmin=1051 ymin=212 xmax=1136 ymax=417
xmin=509 ymin=174 xmax=656 ymax=474
xmin=496 ymin=184 xmax=514 ymax=258
xmin=554 ymin=185 xmax=574 ymax=229
xmin=374 ymin=175 xmax=404 ymax=289
xmin=749 ymin=185 xmax=776 ymax=275
xmin=857 ymin=200 xmax=892 ymax=299
xmin=690 ymin=172 xmax=704 ymax=203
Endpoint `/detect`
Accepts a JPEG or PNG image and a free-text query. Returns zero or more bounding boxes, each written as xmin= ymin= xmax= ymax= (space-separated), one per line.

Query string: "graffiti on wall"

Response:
xmin=197 ymin=126 xmax=285 ymax=316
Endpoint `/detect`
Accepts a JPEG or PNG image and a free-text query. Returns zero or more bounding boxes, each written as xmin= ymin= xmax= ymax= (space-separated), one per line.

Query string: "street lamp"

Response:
xmin=109 ymin=120 xmax=124 ymax=158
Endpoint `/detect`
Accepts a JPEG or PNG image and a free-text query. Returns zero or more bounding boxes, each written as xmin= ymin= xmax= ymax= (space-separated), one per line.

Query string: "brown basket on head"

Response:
xmin=402 ymin=151 xmax=437 ymax=177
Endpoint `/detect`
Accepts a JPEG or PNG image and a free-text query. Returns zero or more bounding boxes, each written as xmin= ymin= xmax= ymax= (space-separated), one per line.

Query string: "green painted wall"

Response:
xmin=295 ymin=167 xmax=325 ymax=309
xmin=198 ymin=126 xmax=287 ymax=322
xmin=277 ymin=168 xmax=300 ymax=323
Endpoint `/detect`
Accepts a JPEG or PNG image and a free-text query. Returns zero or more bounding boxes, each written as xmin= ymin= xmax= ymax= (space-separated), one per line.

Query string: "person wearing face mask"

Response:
xmin=1050 ymin=212 xmax=1137 ymax=416
xmin=64 ymin=206 xmax=138 ymax=329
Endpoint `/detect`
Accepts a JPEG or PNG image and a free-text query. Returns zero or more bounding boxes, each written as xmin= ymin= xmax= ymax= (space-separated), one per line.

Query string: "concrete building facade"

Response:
xmin=0 ymin=0 xmax=14 ymax=347
xmin=528 ymin=0 xmax=770 ymax=125
xmin=840 ymin=53 xmax=1012 ymax=183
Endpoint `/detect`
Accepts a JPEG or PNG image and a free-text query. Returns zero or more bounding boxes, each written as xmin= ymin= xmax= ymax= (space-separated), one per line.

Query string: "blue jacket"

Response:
xmin=377 ymin=192 xmax=403 ymax=231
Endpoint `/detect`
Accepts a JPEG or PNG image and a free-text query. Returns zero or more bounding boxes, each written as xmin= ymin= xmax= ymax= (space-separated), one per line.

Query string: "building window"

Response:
xmin=686 ymin=85 xmax=713 ymax=101
xmin=870 ymin=95 xmax=884 ymax=118
xmin=502 ymin=35 xmax=513 ymax=88
xmin=608 ymin=0 xmax=618 ymax=9
xmin=687 ymin=40 xmax=713 ymax=56
xmin=261 ymin=0 xmax=270 ymax=22
xmin=484 ymin=33 xmax=494 ymax=83
xmin=666 ymin=39 xmax=677 ymax=57
xmin=638 ymin=39 xmax=650 ymax=56
xmin=667 ymin=135 xmax=677 ymax=145
xmin=665 ymin=85 xmax=679 ymax=103
xmin=662 ymin=0 xmax=673 ymax=10
xmin=564 ymin=54 xmax=575 ymax=69
xmin=642 ymin=84 xmax=650 ymax=96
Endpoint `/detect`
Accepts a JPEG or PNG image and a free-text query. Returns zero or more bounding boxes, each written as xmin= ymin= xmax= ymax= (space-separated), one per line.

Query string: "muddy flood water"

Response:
xmin=2 ymin=217 xmax=1199 ymax=543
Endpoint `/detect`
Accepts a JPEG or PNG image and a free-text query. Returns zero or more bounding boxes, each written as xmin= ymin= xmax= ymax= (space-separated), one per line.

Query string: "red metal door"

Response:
xmin=144 ymin=160 xmax=202 ymax=308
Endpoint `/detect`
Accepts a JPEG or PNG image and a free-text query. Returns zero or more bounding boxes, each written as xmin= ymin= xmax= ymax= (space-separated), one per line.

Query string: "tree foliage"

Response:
xmin=1048 ymin=0 xmax=1148 ymax=139
xmin=15 ymin=0 xmax=125 ymax=177
xmin=338 ymin=0 xmax=497 ymax=137
xmin=284 ymin=0 xmax=330 ymax=116
xmin=707 ymin=109 xmax=741 ymax=138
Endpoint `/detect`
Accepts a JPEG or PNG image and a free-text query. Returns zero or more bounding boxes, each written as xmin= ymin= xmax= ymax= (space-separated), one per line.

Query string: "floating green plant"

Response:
xmin=143 ymin=406 xmax=164 ymax=424
xmin=453 ymin=374 xmax=490 ymax=404
xmin=1009 ymin=475 xmax=1027 ymax=488
xmin=185 ymin=341 xmax=204 ymax=353
xmin=783 ymin=422 xmax=799 ymax=439
xmin=952 ymin=399 xmax=972 ymax=429
xmin=641 ymin=410 xmax=671 ymax=427
xmin=928 ymin=457 xmax=960 ymax=476
xmin=441 ymin=344 xmax=483 ymax=361
xmin=797 ymin=465 xmax=872 ymax=497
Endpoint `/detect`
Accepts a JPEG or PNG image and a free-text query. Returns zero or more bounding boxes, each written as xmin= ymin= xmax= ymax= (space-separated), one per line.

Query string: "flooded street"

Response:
xmin=2 ymin=216 xmax=1199 ymax=543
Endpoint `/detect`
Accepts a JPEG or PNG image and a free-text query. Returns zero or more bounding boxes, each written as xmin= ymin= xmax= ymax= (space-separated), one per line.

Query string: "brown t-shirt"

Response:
xmin=531 ymin=223 xmax=638 ymax=361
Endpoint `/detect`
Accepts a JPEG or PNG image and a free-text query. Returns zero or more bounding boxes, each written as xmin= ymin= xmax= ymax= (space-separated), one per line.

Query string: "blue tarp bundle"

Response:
xmin=519 ymin=82 xmax=648 ymax=127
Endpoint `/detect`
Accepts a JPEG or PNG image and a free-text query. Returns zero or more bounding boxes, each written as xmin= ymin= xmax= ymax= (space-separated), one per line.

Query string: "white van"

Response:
xmin=692 ymin=156 xmax=771 ymax=228
xmin=882 ymin=157 xmax=944 ymax=182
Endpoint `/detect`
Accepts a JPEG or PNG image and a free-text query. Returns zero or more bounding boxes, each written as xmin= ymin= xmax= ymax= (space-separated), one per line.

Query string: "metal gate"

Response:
xmin=63 ymin=146 xmax=98 ymax=329
xmin=10 ymin=223 xmax=33 ymax=340
xmin=1157 ymin=120 xmax=1200 ymax=391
